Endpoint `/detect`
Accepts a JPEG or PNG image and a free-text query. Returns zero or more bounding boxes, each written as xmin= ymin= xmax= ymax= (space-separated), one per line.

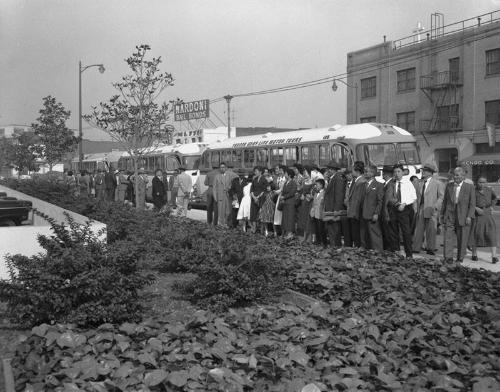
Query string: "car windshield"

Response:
xmin=398 ymin=143 xmax=420 ymax=165
xmin=358 ymin=144 xmax=397 ymax=166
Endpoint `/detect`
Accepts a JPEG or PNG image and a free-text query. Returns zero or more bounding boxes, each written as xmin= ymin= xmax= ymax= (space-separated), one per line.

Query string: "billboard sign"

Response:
xmin=174 ymin=99 xmax=209 ymax=121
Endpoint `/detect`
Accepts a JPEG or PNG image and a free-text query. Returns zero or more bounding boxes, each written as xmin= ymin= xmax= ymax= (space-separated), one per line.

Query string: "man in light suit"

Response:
xmin=360 ymin=164 xmax=384 ymax=251
xmin=412 ymin=163 xmax=444 ymax=255
xmin=440 ymin=166 xmax=476 ymax=263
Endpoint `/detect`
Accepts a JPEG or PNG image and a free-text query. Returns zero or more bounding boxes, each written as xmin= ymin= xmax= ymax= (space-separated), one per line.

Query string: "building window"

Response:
xmin=397 ymin=68 xmax=416 ymax=92
xmin=476 ymin=142 xmax=500 ymax=154
xmin=360 ymin=116 xmax=376 ymax=123
xmin=485 ymin=100 xmax=500 ymax=126
xmin=449 ymin=57 xmax=460 ymax=82
xmin=437 ymin=104 xmax=460 ymax=129
xmin=360 ymin=76 xmax=376 ymax=98
xmin=396 ymin=111 xmax=415 ymax=133
xmin=435 ymin=148 xmax=458 ymax=175
xmin=486 ymin=48 xmax=500 ymax=76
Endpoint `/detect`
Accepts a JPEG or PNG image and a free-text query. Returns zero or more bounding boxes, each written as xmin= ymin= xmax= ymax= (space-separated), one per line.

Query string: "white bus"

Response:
xmin=194 ymin=123 xmax=421 ymax=205
xmin=71 ymin=151 xmax=126 ymax=174
xmin=117 ymin=143 xmax=206 ymax=200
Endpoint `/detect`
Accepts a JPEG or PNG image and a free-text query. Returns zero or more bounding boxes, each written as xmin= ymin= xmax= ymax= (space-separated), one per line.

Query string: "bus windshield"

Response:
xmin=357 ymin=144 xmax=398 ymax=166
xmin=182 ymin=155 xmax=201 ymax=170
xmin=398 ymin=142 xmax=420 ymax=165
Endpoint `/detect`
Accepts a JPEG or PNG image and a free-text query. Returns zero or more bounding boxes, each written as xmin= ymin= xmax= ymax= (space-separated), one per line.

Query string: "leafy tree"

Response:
xmin=85 ymin=44 xmax=174 ymax=208
xmin=0 ymin=137 xmax=12 ymax=169
xmin=10 ymin=132 xmax=40 ymax=177
xmin=32 ymin=96 xmax=79 ymax=171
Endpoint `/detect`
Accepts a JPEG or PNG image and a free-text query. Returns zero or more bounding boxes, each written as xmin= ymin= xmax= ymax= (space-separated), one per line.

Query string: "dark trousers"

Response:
xmin=105 ymin=187 xmax=115 ymax=201
xmin=443 ymin=209 xmax=471 ymax=261
xmin=382 ymin=217 xmax=399 ymax=251
xmin=231 ymin=208 xmax=239 ymax=228
xmin=346 ymin=218 xmax=361 ymax=247
xmin=393 ymin=206 xmax=413 ymax=257
xmin=326 ymin=221 xmax=342 ymax=247
xmin=361 ymin=219 xmax=383 ymax=252
xmin=206 ymin=188 xmax=218 ymax=225
xmin=341 ymin=218 xmax=352 ymax=247
xmin=312 ymin=218 xmax=327 ymax=246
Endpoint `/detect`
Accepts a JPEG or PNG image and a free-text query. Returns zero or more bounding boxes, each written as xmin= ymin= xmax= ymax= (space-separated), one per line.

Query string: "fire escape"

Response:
xmin=419 ymin=70 xmax=462 ymax=133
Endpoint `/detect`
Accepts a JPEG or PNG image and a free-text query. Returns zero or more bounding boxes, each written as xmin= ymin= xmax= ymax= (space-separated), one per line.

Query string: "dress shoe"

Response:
xmin=471 ymin=255 xmax=478 ymax=261
xmin=456 ymin=258 xmax=464 ymax=263
xmin=492 ymin=257 xmax=498 ymax=264
xmin=426 ymin=250 xmax=435 ymax=256
xmin=443 ymin=257 xmax=454 ymax=264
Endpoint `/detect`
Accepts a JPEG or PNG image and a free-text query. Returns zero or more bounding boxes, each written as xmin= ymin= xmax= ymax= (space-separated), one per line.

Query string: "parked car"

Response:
xmin=0 ymin=195 xmax=32 ymax=226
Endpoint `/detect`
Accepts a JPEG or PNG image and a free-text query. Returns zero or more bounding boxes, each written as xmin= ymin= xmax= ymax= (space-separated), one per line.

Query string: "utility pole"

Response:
xmin=224 ymin=95 xmax=233 ymax=138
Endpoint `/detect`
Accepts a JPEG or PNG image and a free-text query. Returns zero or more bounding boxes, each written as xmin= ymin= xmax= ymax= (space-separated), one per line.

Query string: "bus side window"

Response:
xmin=244 ymin=149 xmax=255 ymax=168
xmin=285 ymin=146 xmax=298 ymax=166
xmin=232 ymin=150 xmax=242 ymax=168
xmin=270 ymin=148 xmax=283 ymax=167
xmin=222 ymin=150 xmax=232 ymax=165
xmin=319 ymin=144 xmax=329 ymax=167
xmin=301 ymin=145 xmax=317 ymax=165
xmin=166 ymin=157 xmax=177 ymax=171
xmin=256 ymin=148 xmax=268 ymax=167
xmin=201 ymin=151 xmax=209 ymax=169
xmin=211 ymin=151 xmax=220 ymax=168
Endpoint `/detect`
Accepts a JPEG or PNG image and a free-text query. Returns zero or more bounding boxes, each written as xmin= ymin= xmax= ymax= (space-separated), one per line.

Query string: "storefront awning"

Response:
xmin=460 ymin=154 xmax=500 ymax=166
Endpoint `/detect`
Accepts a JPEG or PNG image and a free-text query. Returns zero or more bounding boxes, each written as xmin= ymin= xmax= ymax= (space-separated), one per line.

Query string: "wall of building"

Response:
xmin=346 ymin=14 xmax=500 ymax=177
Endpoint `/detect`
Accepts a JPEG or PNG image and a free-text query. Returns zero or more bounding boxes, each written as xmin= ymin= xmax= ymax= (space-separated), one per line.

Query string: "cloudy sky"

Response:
xmin=0 ymin=0 xmax=498 ymax=137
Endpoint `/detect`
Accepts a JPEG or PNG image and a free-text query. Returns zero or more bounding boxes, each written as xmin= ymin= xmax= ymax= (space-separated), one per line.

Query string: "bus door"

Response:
xmin=330 ymin=143 xmax=353 ymax=169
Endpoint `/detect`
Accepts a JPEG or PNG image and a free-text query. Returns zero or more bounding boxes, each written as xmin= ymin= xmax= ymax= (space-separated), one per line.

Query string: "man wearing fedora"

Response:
xmin=345 ymin=161 xmax=367 ymax=248
xmin=413 ymin=163 xmax=444 ymax=255
xmin=323 ymin=160 xmax=346 ymax=247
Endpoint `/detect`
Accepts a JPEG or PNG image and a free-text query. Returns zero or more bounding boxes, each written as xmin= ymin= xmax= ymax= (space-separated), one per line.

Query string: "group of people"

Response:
xmin=205 ymin=161 xmax=498 ymax=264
xmin=65 ymin=166 xmax=194 ymax=215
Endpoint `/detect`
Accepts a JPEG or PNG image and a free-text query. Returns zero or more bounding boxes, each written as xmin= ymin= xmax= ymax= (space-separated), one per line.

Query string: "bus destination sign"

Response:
xmin=174 ymin=99 xmax=209 ymax=121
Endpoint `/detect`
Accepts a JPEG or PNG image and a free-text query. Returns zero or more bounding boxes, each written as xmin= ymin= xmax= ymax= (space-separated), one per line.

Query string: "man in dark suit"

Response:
xmin=104 ymin=166 xmax=117 ymax=201
xmin=152 ymin=169 xmax=166 ymax=210
xmin=381 ymin=165 xmax=398 ymax=251
xmin=440 ymin=166 xmax=476 ymax=263
xmin=360 ymin=164 xmax=384 ymax=251
xmin=323 ymin=161 xmax=346 ymax=247
xmin=228 ymin=173 xmax=246 ymax=228
xmin=345 ymin=161 xmax=366 ymax=247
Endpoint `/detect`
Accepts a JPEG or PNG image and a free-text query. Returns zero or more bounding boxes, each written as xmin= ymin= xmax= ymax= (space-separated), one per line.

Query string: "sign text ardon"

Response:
xmin=174 ymin=99 xmax=210 ymax=121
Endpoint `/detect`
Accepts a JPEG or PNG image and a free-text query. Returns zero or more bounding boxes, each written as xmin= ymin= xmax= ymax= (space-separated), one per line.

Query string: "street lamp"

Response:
xmin=332 ymin=78 xmax=358 ymax=124
xmin=78 ymin=61 xmax=105 ymax=170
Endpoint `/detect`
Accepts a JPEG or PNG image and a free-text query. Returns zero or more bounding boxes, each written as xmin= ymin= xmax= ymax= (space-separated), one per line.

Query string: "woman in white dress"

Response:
xmin=273 ymin=165 xmax=286 ymax=236
xmin=237 ymin=174 xmax=253 ymax=232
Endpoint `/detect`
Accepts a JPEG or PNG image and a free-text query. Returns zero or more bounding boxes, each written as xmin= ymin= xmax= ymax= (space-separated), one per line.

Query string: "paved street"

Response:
xmin=187 ymin=207 xmax=500 ymax=273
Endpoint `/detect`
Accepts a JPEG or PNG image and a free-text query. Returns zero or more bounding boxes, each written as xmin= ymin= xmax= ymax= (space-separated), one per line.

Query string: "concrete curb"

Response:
xmin=2 ymin=358 xmax=14 ymax=392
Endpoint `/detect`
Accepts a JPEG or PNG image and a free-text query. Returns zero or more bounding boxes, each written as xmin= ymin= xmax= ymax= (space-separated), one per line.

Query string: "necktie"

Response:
xmin=420 ymin=181 xmax=426 ymax=206
xmin=397 ymin=181 xmax=402 ymax=203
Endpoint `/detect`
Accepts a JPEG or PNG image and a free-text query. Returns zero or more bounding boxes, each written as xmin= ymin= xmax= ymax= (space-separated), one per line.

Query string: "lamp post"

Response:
xmin=223 ymin=95 xmax=233 ymax=138
xmin=78 ymin=61 xmax=105 ymax=170
xmin=332 ymin=79 xmax=358 ymax=124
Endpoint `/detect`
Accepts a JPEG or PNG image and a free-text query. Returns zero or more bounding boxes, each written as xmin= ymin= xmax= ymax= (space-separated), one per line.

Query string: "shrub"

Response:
xmin=177 ymin=236 xmax=287 ymax=311
xmin=0 ymin=213 xmax=154 ymax=327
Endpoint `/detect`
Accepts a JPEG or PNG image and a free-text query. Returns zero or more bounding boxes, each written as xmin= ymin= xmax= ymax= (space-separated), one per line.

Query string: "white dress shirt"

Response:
xmin=395 ymin=178 xmax=417 ymax=205
xmin=454 ymin=181 xmax=463 ymax=202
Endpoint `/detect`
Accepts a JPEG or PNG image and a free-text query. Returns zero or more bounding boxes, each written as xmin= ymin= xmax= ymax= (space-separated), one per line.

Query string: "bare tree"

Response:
xmin=85 ymin=44 xmax=174 ymax=208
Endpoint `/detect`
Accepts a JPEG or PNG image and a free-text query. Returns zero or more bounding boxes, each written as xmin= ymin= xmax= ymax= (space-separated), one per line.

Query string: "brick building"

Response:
xmin=346 ymin=10 xmax=500 ymax=182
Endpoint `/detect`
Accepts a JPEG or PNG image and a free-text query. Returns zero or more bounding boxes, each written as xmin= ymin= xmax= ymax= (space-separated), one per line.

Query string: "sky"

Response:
xmin=0 ymin=0 xmax=498 ymax=139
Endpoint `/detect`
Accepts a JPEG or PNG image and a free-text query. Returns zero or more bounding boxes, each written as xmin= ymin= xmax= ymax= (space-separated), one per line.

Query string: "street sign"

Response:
xmin=174 ymin=99 xmax=209 ymax=121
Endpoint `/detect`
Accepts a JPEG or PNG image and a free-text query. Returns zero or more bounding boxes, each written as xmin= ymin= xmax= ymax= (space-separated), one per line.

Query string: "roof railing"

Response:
xmin=393 ymin=10 xmax=500 ymax=50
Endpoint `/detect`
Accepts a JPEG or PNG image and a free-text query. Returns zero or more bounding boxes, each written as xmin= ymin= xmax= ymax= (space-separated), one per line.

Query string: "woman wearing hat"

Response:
xmin=469 ymin=176 xmax=498 ymax=263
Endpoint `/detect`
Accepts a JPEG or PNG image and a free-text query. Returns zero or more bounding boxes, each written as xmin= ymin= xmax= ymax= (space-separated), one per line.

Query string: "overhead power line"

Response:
xmin=209 ymin=29 xmax=497 ymax=102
